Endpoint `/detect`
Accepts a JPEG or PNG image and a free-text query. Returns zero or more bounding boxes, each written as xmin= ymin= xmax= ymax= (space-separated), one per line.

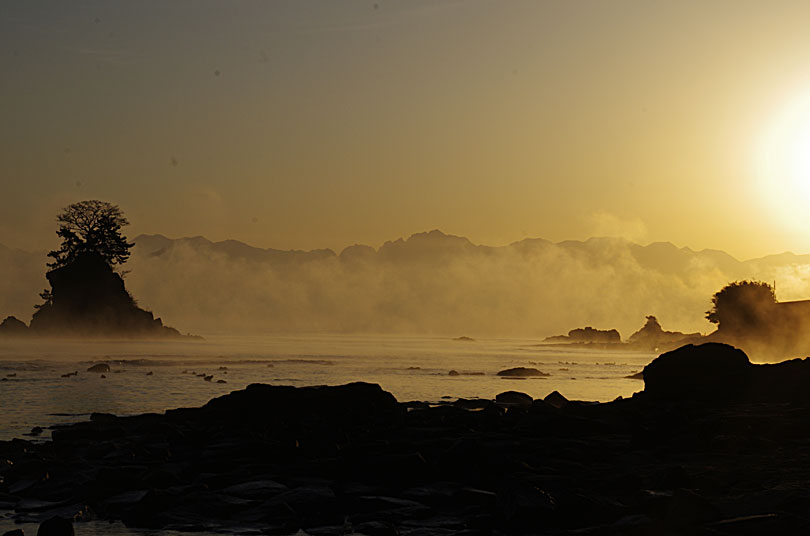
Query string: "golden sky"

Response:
xmin=3 ymin=0 xmax=810 ymax=259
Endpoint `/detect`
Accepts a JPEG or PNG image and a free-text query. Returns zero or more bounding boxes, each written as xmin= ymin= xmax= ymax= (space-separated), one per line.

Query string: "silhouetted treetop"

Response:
xmin=706 ymin=280 xmax=776 ymax=334
xmin=47 ymin=200 xmax=134 ymax=269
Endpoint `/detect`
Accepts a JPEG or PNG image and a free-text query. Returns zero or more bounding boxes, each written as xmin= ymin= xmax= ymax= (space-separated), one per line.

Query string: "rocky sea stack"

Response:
xmin=5 ymin=252 xmax=182 ymax=338
xmin=0 ymin=200 xmax=189 ymax=339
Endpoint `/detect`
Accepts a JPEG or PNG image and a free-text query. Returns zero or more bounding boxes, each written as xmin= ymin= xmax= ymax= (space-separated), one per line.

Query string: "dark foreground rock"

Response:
xmin=6 ymin=345 xmax=810 ymax=534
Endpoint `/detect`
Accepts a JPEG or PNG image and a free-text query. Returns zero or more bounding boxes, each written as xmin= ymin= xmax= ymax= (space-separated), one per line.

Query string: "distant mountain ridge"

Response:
xmin=130 ymin=230 xmax=806 ymax=274
xmin=4 ymin=230 xmax=810 ymax=337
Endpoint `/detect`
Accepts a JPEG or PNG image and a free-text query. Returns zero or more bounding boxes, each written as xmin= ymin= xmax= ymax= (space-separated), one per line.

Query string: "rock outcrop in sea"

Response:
xmin=2 ymin=252 xmax=185 ymax=338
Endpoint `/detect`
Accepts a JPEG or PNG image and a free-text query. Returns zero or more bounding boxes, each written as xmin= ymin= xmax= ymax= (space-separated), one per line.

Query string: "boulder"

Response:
xmin=87 ymin=363 xmax=110 ymax=373
xmin=36 ymin=516 xmax=74 ymax=536
xmin=495 ymin=391 xmax=533 ymax=407
xmin=642 ymin=343 xmax=751 ymax=402
xmin=184 ymin=382 xmax=404 ymax=430
xmin=543 ymin=391 xmax=569 ymax=409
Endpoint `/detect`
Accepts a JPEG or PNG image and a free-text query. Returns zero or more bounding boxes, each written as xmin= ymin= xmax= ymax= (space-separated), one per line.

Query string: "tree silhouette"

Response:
xmin=46 ymin=200 xmax=134 ymax=270
xmin=706 ymin=280 xmax=776 ymax=334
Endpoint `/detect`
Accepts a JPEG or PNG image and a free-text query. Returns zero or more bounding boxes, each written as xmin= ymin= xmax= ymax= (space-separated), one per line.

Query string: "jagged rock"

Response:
xmin=544 ymin=326 xmax=621 ymax=344
xmin=628 ymin=315 xmax=699 ymax=349
xmin=496 ymin=367 xmax=548 ymax=377
xmin=28 ymin=252 xmax=182 ymax=338
xmin=0 ymin=316 xmax=28 ymax=336
xmin=543 ymin=391 xmax=568 ymax=409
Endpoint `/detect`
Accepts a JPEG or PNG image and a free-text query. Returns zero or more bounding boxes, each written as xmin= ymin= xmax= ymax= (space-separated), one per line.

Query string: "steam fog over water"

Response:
xmin=7 ymin=231 xmax=810 ymax=339
xmin=0 ymin=335 xmax=655 ymax=441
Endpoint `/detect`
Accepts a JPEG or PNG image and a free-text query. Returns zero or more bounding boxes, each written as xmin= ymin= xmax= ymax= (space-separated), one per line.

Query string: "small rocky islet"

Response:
xmin=5 ymin=343 xmax=810 ymax=535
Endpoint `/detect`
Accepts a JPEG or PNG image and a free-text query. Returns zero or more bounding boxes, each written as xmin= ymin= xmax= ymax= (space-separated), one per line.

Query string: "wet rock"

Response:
xmin=664 ymin=488 xmax=721 ymax=529
xmin=448 ymin=370 xmax=459 ymax=376
xmin=2 ymin=529 xmax=25 ymax=536
xmin=497 ymin=480 xmax=555 ymax=526
xmin=86 ymin=363 xmax=110 ymax=373
xmin=221 ymin=479 xmax=288 ymax=499
xmin=452 ymin=398 xmax=490 ymax=410
xmin=495 ymin=391 xmax=533 ymax=407
xmin=543 ymin=391 xmax=568 ymax=409
xmin=496 ymin=367 xmax=548 ymax=378
xmin=35 ymin=516 xmax=74 ymax=536
xmin=351 ymin=520 xmax=398 ymax=536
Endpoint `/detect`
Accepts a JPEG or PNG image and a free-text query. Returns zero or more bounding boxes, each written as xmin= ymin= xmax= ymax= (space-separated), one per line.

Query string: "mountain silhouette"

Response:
xmin=3 ymin=230 xmax=810 ymax=337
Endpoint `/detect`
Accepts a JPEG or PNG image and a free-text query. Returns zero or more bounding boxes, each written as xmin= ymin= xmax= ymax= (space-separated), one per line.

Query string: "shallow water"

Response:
xmin=0 ymin=334 xmax=655 ymax=535
xmin=0 ymin=334 xmax=655 ymax=442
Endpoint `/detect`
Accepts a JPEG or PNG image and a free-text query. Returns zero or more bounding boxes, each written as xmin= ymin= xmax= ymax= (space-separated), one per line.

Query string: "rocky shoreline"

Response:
xmin=4 ymin=343 xmax=810 ymax=535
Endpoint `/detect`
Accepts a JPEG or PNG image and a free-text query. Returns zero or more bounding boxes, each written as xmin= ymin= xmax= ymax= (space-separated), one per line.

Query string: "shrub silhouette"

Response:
xmin=47 ymin=200 xmax=133 ymax=270
xmin=706 ymin=280 xmax=776 ymax=335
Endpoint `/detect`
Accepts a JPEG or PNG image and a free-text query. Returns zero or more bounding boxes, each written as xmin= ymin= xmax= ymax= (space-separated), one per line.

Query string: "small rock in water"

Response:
xmin=146 ymin=371 xmax=153 ymax=376
xmin=87 ymin=363 xmax=110 ymax=373
xmin=100 ymin=374 xmax=106 ymax=378
xmin=36 ymin=516 xmax=74 ymax=535
xmin=216 ymin=379 xmax=227 ymax=384
xmin=30 ymin=426 xmax=43 ymax=436
xmin=6 ymin=373 xmax=16 ymax=377
xmin=497 ymin=367 xmax=549 ymax=378
xmin=204 ymin=375 xmax=213 ymax=381
xmin=448 ymin=370 xmax=460 ymax=376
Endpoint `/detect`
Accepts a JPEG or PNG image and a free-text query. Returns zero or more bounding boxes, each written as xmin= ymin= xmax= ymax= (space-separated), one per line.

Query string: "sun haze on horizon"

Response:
xmin=2 ymin=1 xmax=810 ymax=260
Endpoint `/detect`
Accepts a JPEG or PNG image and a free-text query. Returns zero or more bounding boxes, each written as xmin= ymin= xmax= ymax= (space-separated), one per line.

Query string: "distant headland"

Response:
xmin=543 ymin=280 xmax=810 ymax=358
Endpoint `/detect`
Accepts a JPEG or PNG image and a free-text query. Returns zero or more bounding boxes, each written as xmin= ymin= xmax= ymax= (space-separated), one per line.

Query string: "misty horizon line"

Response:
xmin=4 ymin=228 xmax=809 ymax=265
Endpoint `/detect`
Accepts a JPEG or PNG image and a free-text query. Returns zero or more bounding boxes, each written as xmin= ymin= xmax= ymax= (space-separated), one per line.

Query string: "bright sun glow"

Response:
xmin=757 ymin=93 xmax=810 ymax=228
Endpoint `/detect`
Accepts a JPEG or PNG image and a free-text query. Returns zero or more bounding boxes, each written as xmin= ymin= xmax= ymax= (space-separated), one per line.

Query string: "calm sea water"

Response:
xmin=0 ymin=334 xmax=655 ymax=535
